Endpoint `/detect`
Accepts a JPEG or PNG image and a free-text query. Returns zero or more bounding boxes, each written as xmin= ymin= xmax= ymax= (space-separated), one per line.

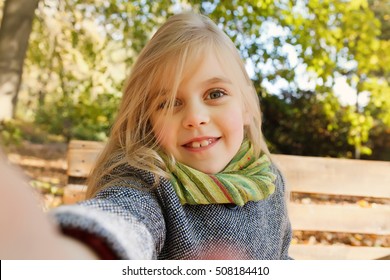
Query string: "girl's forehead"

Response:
xmin=152 ymin=47 xmax=242 ymax=95
xmin=181 ymin=54 xmax=231 ymax=85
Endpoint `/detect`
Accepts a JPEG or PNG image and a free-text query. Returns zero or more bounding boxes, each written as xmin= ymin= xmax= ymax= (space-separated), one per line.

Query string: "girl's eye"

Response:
xmin=174 ymin=99 xmax=182 ymax=106
xmin=157 ymin=101 xmax=167 ymax=110
xmin=157 ymin=99 xmax=182 ymax=110
xmin=206 ymin=89 xmax=227 ymax=100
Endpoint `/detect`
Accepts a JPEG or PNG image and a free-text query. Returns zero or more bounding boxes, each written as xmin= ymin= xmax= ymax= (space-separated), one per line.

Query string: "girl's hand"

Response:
xmin=0 ymin=151 xmax=97 ymax=259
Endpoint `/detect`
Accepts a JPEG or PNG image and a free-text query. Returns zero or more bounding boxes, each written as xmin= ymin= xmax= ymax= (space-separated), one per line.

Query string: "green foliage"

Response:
xmin=0 ymin=120 xmax=23 ymax=147
xmin=261 ymin=91 xmax=354 ymax=158
xmin=368 ymin=0 xmax=390 ymax=40
xmin=4 ymin=0 xmax=389 ymax=159
xmin=35 ymin=92 xmax=120 ymax=141
xmin=0 ymin=119 xmax=62 ymax=147
xmin=366 ymin=123 xmax=390 ymax=160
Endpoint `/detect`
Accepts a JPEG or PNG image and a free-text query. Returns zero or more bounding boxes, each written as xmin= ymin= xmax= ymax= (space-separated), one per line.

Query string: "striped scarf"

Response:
xmin=161 ymin=140 xmax=276 ymax=206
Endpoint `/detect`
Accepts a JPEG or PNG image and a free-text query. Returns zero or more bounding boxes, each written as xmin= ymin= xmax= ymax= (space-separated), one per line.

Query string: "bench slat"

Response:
xmin=289 ymin=203 xmax=390 ymax=235
xmin=68 ymin=140 xmax=106 ymax=150
xmin=63 ymin=184 xmax=87 ymax=204
xmin=67 ymin=148 xmax=102 ymax=177
xmin=289 ymin=244 xmax=390 ymax=260
xmin=273 ymin=154 xmax=390 ymax=199
xmin=67 ymin=140 xmax=105 ymax=176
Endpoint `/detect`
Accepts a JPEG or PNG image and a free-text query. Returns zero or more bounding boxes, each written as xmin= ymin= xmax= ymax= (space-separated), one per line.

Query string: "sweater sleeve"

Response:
xmin=50 ymin=185 xmax=166 ymax=259
xmin=272 ymin=164 xmax=294 ymax=260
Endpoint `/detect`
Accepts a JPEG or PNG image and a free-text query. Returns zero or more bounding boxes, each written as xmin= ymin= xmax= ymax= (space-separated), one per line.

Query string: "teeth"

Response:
xmin=201 ymin=139 xmax=210 ymax=146
xmin=192 ymin=142 xmax=201 ymax=148
xmin=190 ymin=139 xmax=212 ymax=148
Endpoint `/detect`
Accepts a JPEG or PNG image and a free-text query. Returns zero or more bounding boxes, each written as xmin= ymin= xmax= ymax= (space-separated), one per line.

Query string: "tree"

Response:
xmin=0 ymin=0 xmax=39 ymax=120
xmin=19 ymin=0 xmax=177 ymax=141
xmin=260 ymin=90 xmax=353 ymax=158
xmin=368 ymin=0 xmax=390 ymax=40
xmin=5 ymin=0 xmax=389 ymax=159
xmin=200 ymin=0 xmax=389 ymax=159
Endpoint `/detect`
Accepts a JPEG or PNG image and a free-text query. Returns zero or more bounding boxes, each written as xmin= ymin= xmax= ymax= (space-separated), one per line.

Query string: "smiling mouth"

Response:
xmin=183 ymin=137 xmax=220 ymax=149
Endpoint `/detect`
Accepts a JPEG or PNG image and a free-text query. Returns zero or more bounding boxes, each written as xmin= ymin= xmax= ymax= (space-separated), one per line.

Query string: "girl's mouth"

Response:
xmin=183 ymin=137 xmax=220 ymax=149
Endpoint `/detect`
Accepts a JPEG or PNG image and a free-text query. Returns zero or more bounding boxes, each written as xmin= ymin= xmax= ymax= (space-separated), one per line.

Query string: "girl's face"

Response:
xmin=151 ymin=52 xmax=249 ymax=174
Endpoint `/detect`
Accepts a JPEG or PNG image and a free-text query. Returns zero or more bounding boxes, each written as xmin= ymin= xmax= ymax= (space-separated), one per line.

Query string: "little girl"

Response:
xmin=0 ymin=12 xmax=292 ymax=260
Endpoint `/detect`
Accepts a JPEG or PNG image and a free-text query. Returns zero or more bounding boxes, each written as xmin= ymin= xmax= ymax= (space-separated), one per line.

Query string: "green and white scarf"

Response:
xmin=161 ymin=140 xmax=276 ymax=206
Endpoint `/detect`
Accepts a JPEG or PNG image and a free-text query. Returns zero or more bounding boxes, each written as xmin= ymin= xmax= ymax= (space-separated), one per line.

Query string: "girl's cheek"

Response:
xmin=154 ymin=122 xmax=174 ymax=147
xmin=151 ymin=126 xmax=165 ymax=146
xmin=151 ymin=115 xmax=169 ymax=136
xmin=224 ymin=109 xmax=246 ymax=129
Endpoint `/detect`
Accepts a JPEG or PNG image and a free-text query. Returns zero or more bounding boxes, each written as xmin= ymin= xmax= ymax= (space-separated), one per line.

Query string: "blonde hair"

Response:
xmin=86 ymin=12 xmax=270 ymax=198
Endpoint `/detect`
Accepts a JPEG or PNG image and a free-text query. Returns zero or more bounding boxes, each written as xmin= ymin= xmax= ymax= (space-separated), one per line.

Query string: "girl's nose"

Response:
xmin=182 ymin=104 xmax=210 ymax=129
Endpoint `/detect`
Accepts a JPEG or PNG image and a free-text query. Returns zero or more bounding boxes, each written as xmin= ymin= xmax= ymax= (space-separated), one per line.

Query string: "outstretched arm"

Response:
xmin=0 ymin=152 xmax=97 ymax=259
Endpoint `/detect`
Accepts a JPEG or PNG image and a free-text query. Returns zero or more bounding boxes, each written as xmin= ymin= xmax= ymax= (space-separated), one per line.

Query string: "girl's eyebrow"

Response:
xmin=156 ymin=77 xmax=232 ymax=97
xmin=153 ymin=89 xmax=168 ymax=97
xmin=202 ymin=76 xmax=232 ymax=86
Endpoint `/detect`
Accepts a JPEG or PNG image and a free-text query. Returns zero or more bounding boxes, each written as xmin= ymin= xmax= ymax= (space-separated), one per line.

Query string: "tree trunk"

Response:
xmin=0 ymin=0 xmax=39 ymax=120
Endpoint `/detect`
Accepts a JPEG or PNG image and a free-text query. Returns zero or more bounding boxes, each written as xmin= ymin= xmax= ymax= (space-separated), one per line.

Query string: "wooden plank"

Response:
xmin=68 ymin=140 xmax=106 ymax=150
xmin=67 ymin=140 xmax=105 ymax=177
xmin=67 ymin=148 xmax=102 ymax=177
xmin=63 ymin=184 xmax=87 ymax=204
xmin=65 ymin=141 xmax=104 ymax=204
xmin=67 ymin=140 xmax=106 ymax=177
xmin=288 ymin=203 xmax=390 ymax=235
xmin=289 ymin=244 xmax=390 ymax=260
xmin=273 ymin=154 xmax=390 ymax=199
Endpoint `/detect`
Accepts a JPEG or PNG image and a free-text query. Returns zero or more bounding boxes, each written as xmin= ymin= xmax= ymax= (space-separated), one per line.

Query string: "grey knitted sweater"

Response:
xmin=52 ymin=165 xmax=292 ymax=259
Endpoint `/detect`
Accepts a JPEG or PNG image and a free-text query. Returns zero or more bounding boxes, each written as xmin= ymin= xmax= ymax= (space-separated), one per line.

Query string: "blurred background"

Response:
xmin=1 ymin=0 xmax=389 ymax=160
xmin=0 ymin=0 xmax=389 ymax=249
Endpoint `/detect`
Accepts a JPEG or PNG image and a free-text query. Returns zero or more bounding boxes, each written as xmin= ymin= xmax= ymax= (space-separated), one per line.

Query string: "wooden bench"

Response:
xmin=65 ymin=140 xmax=390 ymax=260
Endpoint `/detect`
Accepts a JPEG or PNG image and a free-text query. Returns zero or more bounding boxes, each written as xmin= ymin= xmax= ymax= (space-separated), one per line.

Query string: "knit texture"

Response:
xmin=52 ymin=164 xmax=292 ymax=260
xmin=162 ymin=140 xmax=276 ymax=206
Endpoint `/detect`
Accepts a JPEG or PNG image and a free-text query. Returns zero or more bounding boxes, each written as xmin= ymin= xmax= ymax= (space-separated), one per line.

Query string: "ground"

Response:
xmin=5 ymin=141 xmax=390 ymax=248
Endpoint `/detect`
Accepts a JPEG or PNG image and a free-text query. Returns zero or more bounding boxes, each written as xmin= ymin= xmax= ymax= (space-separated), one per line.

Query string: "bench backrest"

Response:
xmin=65 ymin=140 xmax=390 ymax=260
